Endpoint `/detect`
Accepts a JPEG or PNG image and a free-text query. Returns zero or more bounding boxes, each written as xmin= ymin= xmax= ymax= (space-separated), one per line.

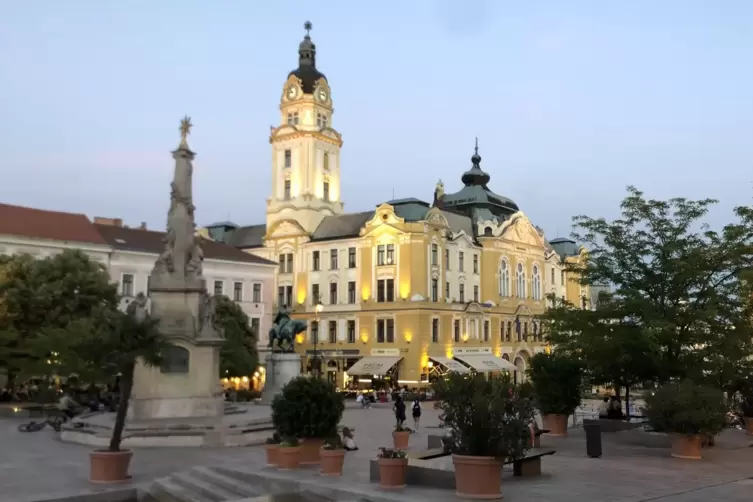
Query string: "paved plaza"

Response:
xmin=2 ymin=401 xmax=753 ymax=502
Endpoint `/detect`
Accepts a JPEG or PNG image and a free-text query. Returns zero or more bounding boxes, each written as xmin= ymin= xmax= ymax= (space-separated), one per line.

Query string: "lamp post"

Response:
xmin=312 ymin=296 xmax=323 ymax=377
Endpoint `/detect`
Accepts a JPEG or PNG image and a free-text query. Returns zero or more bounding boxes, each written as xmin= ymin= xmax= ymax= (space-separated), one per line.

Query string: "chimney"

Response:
xmin=139 ymin=222 xmax=147 ymax=230
xmin=93 ymin=217 xmax=123 ymax=227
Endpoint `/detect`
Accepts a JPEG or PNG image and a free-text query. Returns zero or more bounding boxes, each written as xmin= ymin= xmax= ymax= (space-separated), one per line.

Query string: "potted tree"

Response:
xmin=392 ymin=424 xmax=411 ymax=449
xmin=645 ymin=380 xmax=727 ymax=460
xmin=264 ymin=432 xmax=282 ymax=467
xmin=740 ymin=394 xmax=753 ymax=436
xmin=277 ymin=436 xmax=302 ymax=470
xmin=376 ymin=447 xmax=408 ymax=489
xmin=528 ymin=352 xmax=583 ymax=436
xmin=45 ymin=305 xmax=169 ymax=483
xmin=271 ymin=376 xmax=344 ymax=465
xmin=433 ymin=372 xmax=535 ymax=499
xmin=320 ymin=435 xmax=346 ymax=476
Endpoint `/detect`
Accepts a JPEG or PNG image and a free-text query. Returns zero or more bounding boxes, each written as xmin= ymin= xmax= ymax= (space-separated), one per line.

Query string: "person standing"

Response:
xmin=411 ymin=397 xmax=422 ymax=430
xmin=393 ymin=395 xmax=406 ymax=428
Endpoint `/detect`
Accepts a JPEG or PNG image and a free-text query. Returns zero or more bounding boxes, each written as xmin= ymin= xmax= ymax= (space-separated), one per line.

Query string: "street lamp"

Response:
xmin=312 ymin=296 xmax=324 ymax=377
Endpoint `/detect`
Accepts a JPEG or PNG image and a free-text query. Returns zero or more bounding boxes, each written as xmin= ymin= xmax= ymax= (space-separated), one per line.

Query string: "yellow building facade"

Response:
xmin=204 ymin=25 xmax=588 ymax=388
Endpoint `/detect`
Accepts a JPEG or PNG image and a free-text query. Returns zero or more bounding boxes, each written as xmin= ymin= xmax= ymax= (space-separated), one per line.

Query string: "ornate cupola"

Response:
xmin=287 ymin=21 xmax=327 ymax=95
xmin=460 ymin=138 xmax=491 ymax=188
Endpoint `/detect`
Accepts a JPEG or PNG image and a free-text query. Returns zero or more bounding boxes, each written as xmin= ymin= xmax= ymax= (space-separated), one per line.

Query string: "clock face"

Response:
xmin=287 ymin=86 xmax=297 ymax=99
xmin=317 ymin=89 xmax=328 ymax=102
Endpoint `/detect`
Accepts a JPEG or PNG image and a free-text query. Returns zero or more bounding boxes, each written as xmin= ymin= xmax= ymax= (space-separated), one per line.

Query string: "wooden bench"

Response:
xmin=507 ymin=448 xmax=556 ymax=477
xmin=408 ymin=448 xmax=449 ymax=460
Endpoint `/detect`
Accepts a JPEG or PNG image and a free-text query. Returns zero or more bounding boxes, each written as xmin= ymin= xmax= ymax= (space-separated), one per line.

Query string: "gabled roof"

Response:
xmin=0 ymin=203 xmax=108 ymax=246
xmin=311 ymin=211 xmax=374 ymax=241
xmin=94 ymin=224 xmax=275 ymax=265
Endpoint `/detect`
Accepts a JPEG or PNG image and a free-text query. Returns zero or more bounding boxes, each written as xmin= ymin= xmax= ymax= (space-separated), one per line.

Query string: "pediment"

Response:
xmin=499 ymin=212 xmax=545 ymax=248
xmin=449 ymin=230 xmax=475 ymax=247
xmin=361 ymin=204 xmax=405 ymax=236
xmin=266 ymin=219 xmax=308 ymax=239
xmin=513 ymin=304 xmax=534 ymax=317
xmin=425 ymin=208 xmax=449 ymax=228
xmin=464 ymin=302 xmax=485 ymax=315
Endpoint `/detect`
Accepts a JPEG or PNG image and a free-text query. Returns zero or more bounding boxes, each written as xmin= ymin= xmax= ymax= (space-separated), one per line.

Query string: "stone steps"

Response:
xmin=141 ymin=465 xmax=265 ymax=502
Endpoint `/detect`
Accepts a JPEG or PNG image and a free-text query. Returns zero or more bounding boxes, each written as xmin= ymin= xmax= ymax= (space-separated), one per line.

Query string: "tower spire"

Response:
xmin=298 ymin=20 xmax=316 ymax=67
xmin=461 ymin=137 xmax=491 ymax=187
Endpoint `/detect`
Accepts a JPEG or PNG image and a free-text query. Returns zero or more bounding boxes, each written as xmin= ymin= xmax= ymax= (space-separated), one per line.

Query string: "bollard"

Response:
xmin=584 ymin=422 xmax=602 ymax=458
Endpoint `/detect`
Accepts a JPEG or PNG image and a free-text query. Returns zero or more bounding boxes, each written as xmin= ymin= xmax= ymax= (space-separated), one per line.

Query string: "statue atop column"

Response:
xmin=152 ymin=116 xmax=205 ymax=291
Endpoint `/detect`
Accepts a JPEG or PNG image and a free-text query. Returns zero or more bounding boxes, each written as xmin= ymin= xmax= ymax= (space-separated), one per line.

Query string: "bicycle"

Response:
xmin=18 ymin=413 xmax=67 ymax=433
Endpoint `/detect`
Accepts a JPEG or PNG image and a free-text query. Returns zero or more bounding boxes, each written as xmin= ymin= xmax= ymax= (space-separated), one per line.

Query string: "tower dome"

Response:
xmin=288 ymin=21 xmax=327 ymax=94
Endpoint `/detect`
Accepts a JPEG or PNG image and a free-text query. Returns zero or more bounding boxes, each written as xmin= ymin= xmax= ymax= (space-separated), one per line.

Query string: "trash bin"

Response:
xmin=584 ymin=422 xmax=602 ymax=458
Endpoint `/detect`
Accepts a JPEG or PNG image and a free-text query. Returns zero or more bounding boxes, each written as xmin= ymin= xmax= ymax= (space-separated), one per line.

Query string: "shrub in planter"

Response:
xmin=264 ymin=432 xmax=282 ymax=467
xmin=528 ymin=352 xmax=583 ymax=436
xmin=271 ymin=376 xmax=344 ymax=465
xmin=433 ymin=373 xmax=535 ymax=499
xmin=320 ymin=436 xmax=346 ymax=476
xmin=376 ymin=447 xmax=408 ymax=489
xmin=645 ymin=380 xmax=727 ymax=460
xmin=277 ymin=437 xmax=302 ymax=469
xmin=392 ymin=424 xmax=411 ymax=449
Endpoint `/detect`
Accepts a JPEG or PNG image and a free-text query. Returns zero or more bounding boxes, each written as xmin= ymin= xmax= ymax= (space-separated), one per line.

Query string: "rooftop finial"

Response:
xmin=304 ymin=21 xmax=312 ymax=38
xmin=474 ymin=137 xmax=479 ymax=156
xmin=179 ymin=115 xmax=193 ymax=149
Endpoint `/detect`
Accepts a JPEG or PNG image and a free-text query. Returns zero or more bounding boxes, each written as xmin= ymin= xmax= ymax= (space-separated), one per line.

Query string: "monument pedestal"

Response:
xmin=261 ymin=352 xmax=302 ymax=404
xmin=129 ymin=341 xmax=224 ymax=421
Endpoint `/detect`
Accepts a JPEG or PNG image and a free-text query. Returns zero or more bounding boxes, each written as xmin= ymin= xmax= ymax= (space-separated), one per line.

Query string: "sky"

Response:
xmin=1 ymin=1 xmax=752 ymax=238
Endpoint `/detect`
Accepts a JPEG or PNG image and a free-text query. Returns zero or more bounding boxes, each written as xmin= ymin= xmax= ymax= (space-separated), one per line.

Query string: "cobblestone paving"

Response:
xmin=2 ymin=401 xmax=752 ymax=502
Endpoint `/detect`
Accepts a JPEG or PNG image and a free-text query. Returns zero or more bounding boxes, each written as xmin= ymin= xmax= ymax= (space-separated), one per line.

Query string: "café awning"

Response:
xmin=429 ymin=356 xmax=471 ymax=373
xmin=453 ymin=354 xmax=517 ymax=372
xmin=345 ymin=356 xmax=402 ymax=376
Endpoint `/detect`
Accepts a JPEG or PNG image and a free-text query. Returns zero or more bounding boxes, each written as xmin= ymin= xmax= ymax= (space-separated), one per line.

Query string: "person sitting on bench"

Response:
xmin=342 ymin=427 xmax=358 ymax=451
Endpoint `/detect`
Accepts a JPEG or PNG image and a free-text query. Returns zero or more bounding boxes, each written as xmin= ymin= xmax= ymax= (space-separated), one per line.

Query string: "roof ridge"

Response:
xmin=0 ymin=202 xmax=89 ymax=219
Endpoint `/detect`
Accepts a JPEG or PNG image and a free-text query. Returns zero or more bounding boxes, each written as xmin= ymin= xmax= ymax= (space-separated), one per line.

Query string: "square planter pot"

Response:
xmin=264 ymin=443 xmax=280 ymax=467
xmin=300 ymin=438 xmax=326 ymax=465
xmin=542 ymin=414 xmax=569 ymax=436
xmin=671 ymin=434 xmax=702 ymax=460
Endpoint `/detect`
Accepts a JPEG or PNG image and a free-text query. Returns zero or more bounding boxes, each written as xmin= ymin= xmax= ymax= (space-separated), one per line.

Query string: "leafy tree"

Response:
xmin=0 ymin=250 xmax=118 ymax=384
xmin=39 ymin=309 xmax=169 ymax=451
xmin=541 ymin=294 xmax=660 ymax=418
xmin=216 ymin=295 xmax=259 ymax=378
xmin=562 ymin=187 xmax=753 ymax=385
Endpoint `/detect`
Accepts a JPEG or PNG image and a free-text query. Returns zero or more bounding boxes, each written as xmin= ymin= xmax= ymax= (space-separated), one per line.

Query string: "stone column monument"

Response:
xmin=129 ymin=117 xmax=225 ymax=421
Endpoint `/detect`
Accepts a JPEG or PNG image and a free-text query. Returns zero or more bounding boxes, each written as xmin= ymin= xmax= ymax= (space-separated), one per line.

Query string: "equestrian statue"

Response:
xmin=268 ymin=305 xmax=307 ymax=352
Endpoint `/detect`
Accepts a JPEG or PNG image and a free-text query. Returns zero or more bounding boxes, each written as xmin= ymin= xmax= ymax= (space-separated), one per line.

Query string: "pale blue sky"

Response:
xmin=1 ymin=1 xmax=752 ymax=236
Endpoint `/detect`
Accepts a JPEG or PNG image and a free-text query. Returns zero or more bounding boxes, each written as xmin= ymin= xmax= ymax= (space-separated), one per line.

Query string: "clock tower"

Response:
xmin=267 ymin=21 xmax=344 ymax=235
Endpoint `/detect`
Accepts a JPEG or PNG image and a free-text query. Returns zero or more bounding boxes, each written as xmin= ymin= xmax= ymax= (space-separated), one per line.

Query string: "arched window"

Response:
xmin=532 ymin=265 xmax=541 ymax=300
xmin=499 ymin=259 xmax=510 ymax=296
xmin=516 ymin=263 xmax=526 ymax=298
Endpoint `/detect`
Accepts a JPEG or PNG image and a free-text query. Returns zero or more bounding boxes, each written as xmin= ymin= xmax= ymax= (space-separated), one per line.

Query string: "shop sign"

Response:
xmin=305 ymin=349 xmax=361 ymax=356
xmin=454 ymin=347 xmax=492 ymax=355
xmin=371 ymin=348 xmax=400 ymax=357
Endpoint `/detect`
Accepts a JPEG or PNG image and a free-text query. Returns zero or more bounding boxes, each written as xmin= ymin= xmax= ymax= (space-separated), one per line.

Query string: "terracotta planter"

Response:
xmin=89 ymin=449 xmax=133 ymax=484
xmin=264 ymin=443 xmax=281 ymax=467
xmin=320 ymin=448 xmax=345 ymax=476
xmin=378 ymin=457 xmax=408 ymax=489
xmin=542 ymin=414 xmax=569 ymax=436
xmin=671 ymin=434 xmax=702 ymax=460
xmin=392 ymin=430 xmax=410 ymax=449
xmin=745 ymin=417 xmax=753 ymax=436
xmin=453 ymin=454 xmax=503 ymax=500
xmin=277 ymin=446 xmax=302 ymax=469
xmin=300 ymin=438 xmax=326 ymax=465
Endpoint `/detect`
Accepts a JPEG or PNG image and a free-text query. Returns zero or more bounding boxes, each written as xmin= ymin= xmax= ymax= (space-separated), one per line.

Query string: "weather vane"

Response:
xmin=179 ymin=115 xmax=192 ymax=148
xmin=304 ymin=21 xmax=312 ymax=37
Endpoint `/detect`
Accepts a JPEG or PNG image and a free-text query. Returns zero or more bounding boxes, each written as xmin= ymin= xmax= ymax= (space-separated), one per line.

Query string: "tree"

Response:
xmin=563 ymin=186 xmax=753 ymax=385
xmin=542 ymin=294 xmax=660 ymax=418
xmin=216 ymin=295 xmax=259 ymax=378
xmin=0 ymin=250 xmax=118 ymax=384
xmin=41 ymin=308 xmax=168 ymax=451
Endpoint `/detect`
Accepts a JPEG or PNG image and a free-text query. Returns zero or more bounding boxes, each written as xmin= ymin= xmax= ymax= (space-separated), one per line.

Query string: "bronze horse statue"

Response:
xmin=268 ymin=317 xmax=307 ymax=352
